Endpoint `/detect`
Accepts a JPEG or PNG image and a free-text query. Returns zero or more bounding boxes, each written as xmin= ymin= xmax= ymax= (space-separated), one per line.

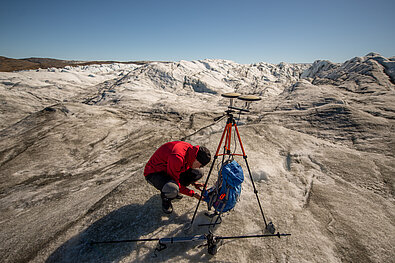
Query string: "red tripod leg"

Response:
xmin=190 ymin=121 xmax=231 ymax=226
xmin=215 ymin=123 xmax=229 ymax=156
xmin=234 ymin=123 xmax=246 ymax=157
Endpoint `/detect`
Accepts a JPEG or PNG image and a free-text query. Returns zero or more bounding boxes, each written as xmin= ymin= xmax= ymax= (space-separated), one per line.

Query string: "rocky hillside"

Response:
xmin=0 ymin=56 xmax=149 ymax=72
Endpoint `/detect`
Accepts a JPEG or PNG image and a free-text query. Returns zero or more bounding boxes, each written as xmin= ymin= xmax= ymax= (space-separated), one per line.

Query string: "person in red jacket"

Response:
xmin=144 ymin=141 xmax=211 ymax=214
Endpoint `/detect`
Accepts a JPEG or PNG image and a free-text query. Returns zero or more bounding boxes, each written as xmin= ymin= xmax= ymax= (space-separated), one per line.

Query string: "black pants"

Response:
xmin=145 ymin=169 xmax=203 ymax=198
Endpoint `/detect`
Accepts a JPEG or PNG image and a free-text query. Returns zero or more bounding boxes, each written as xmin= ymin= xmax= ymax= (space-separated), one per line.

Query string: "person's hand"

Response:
xmin=193 ymin=193 xmax=201 ymax=200
xmin=193 ymin=182 xmax=205 ymax=190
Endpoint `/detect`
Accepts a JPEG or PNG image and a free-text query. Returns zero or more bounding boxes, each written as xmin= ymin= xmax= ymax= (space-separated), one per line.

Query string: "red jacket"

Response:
xmin=144 ymin=141 xmax=199 ymax=197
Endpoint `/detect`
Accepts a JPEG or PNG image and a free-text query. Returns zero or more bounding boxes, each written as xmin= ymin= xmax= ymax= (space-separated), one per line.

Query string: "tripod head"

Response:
xmin=214 ymin=93 xmax=261 ymax=122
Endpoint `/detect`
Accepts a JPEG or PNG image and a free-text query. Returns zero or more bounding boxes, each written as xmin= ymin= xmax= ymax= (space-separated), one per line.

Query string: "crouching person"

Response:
xmin=144 ymin=141 xmax=211 ymax=214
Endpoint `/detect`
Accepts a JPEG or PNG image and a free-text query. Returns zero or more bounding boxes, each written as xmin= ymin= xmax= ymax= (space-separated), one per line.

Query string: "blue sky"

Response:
xmin=1 ymin=0 xmax=394 ymax=64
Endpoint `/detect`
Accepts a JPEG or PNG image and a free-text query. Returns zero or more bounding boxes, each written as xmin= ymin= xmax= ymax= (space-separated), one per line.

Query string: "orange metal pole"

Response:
xmin=227 ymin=123 xmax=232 ymax=154
xmin=224 ymin=123 xmax=230 ymax=153
xmin=215 ymin=122 xmax=229 ymax=156
xmin=234 ymin=123 xmax=246 ymax=157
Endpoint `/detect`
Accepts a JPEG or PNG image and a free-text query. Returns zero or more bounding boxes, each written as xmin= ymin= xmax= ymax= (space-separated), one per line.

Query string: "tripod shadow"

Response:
xmin=46 ymin=195 xmax=190 ymax=262
xmin=135 ymin=210 xmax=217 ymax=262
xmin=46 ymin=195 xmax=217 ymax=262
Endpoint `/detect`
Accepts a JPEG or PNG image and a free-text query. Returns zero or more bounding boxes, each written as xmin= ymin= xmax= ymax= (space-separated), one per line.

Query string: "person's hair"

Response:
xmin=196 ymin=146 xmax=211 ymax=166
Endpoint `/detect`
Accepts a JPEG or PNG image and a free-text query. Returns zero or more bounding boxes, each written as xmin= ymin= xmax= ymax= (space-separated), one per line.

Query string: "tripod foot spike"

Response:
xmin=265 ymin=222 xmax=276 ymax=235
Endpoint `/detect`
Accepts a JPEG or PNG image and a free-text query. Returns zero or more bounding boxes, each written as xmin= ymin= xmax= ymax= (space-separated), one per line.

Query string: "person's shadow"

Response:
xmin=46 ymin=195 xmax=214 ymax=262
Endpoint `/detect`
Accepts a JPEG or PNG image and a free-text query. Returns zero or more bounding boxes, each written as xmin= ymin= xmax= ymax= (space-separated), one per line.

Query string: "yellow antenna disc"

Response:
xmin=221 ymin=93 xmax=241 ymax=98
xmin=238 ymin=95 xmax=261 ymax=101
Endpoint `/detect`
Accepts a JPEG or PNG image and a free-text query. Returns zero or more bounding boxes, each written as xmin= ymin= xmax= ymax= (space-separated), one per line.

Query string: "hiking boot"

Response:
xmin=161 ymin=196 xmax=173 ymax=214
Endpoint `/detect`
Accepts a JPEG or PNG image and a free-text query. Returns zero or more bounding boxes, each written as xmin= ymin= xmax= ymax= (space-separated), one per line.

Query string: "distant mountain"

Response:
xmin=0 ymin=56 xmax=150 ymax=72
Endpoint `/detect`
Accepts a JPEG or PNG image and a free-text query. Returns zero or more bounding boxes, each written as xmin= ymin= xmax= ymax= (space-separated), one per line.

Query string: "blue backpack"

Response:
xmin=203 ymin=160 xmax=244 ymax=213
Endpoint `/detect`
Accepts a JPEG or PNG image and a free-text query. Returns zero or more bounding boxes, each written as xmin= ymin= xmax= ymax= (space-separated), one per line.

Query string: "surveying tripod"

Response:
xmin=90 ymin=93 xmax=290 ymax=256
xmin=190 ymin=93 xmax=275 ymax=234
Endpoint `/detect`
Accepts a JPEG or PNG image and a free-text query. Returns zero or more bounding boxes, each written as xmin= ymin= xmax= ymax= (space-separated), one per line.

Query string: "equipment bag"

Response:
xmin=203 ymin=160 xmax=244 ymax=213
